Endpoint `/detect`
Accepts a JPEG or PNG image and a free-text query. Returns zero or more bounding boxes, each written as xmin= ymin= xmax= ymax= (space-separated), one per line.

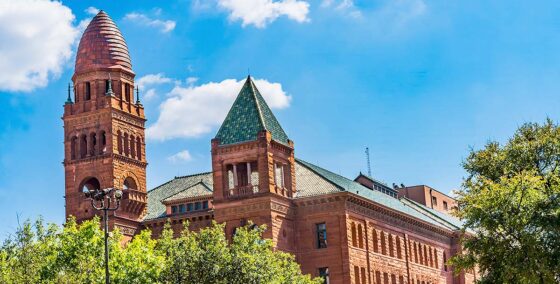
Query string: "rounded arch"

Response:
xmin=79 ymin=177 xmax=100 ymax=193
xmin=122 ymin=174 xmax=139 ymax=191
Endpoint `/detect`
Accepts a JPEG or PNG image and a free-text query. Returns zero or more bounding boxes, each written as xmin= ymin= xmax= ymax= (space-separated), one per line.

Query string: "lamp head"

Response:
xmin=114 ymin=189 xmax=123 ymax=200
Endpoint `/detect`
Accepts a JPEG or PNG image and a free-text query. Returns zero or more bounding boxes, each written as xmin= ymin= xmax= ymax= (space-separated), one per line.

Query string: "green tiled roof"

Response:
xmin=144 ymin=160 xmax=462 ymax=233
xmin=145 ymin=172 xmax=213 ymax=220
xmin=215 ymin=76 xmax=289 ymax=145
xmin=162 ymin=181 xmax=213 ymax=202
xmin=295 ymin=159 xmax=458 ymax=230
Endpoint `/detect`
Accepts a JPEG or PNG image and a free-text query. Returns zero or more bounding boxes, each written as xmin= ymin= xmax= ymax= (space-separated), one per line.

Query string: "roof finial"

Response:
xmin=105 ymin=73 xmax=114 ymax=96
xmin=135 ymin=85 xmax=142 ymax=105
xmin=65 ymin=83 xmax=73 ymax=105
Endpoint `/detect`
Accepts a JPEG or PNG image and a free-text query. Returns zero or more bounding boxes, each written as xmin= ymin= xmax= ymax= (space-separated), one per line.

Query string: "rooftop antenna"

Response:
xmin=365 ymin=147 xmax=372 ymax=177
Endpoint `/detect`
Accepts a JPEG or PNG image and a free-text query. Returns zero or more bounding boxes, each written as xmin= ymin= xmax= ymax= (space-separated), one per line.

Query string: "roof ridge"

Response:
xmin=249 ymin=77 xmax=267 ymax=131
xmin=147 ymin=171 xmax=212 ymax=194
xmin=401 ymin=198 xmax=460 ymax=230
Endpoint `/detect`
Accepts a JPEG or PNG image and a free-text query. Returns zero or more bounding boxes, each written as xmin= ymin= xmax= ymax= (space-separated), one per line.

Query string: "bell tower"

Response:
xmin=211 ymin=76 xmax=297 ymax=252
xmin=63 ymin=10 xmax=147 ymax=237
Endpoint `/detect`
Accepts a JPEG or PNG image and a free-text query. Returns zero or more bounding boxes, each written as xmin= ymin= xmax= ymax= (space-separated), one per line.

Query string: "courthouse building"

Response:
xmin=63 ymin=10 xmax=476 ymax=284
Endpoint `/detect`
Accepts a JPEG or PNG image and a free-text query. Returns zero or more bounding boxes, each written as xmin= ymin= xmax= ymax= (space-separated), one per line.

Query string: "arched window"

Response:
xmin=424 ymin=245 xmax=428 ymax=265
xmin=123 ymin=177 xmax=137 ymax=190
xmin=117 ymin=131 xmax=123 ymax=154
xmin=130 ymin=135 xmax=136 ymax=158
xmin=85 ymin=82 xmax=91 ymax=100
xmin=372 ymin=229 xmax=379 ymax=253
xmin=357 ymin=224 xmax=363 ymax=248
xmin=443 ymin=251 xmax=448 ymax=271
xmin=125 ymin=83 xmax=131 ymax=102
xmin=429 ymin=247 xmax=434 ymax=267
xmin=123 ymin=133 xmax=129 ymax=156
xmin=351 ymin=223 xmax=357 ymax=247
xmin=136 ymin=137 xmax=142 ymax=160
xmin=80 ymin=177 xmax=100 ymax=193
xmin=100 ymin=131 xmax=107 ymax=154
xmin=414 ymin=242 xmax=419 ymax=263
xmin=90 ymin=132 xmax=97 ymax=156
xmin=396 ymin=236 xmax=402 ymax=259
xmin=418 ymin=243 xmax=424 ymax=265
xmin=70 ymin=136 xmax=77 ymax=160
xmin=434 ymin=248 xmax=439 ymax=269
xmin=388 ymin=234 xmax=394 ymax=257
xmin=80 ymin=134 xmax=87 ymax=158
xmin=381 ymin=231 xmax=386 ymax=255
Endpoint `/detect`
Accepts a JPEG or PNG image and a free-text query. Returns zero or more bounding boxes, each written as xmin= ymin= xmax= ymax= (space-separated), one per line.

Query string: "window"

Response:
xmin=318 ymin=267 xmax=330 ymax=284
xmin=316 ymin=223 xmax=327 ymax=249
xmin=399 ymin=276 xmax=404 ymax=284
xmin=443 ymin=201 xmax=448 ymax=210
xmin=202 ymin=201 xmax=209 ymax=209
xmin=383 ymin=272 xmax=389 ymax=284
xmin=381 ymin=232 xmax=387 ymax=255
xmin=105 ymin=80 xmax=111 ymax=94
xmin=391 ymin=274 xmax=396 ymax=284
xmin=125 ymin=83 xmax=131 ymax=102
xmin=123 ymin=177 xmax=137 ymax=190
xmin=396 ymin=236 xmax=402 ymax=259
xmin=172 ymin=206 xmax=177 ymax=214
xmin=360 ymin=267 xmax=366 ymax=284
xmin=372 ymin=229 xmax=379 ymax=253
xmin=85 ymin=82 xmax=91 ymax=100
xmin=187 ymin=203 xmax=193 ymax=212
xmin=351 ymin=223 xmax=357 ymax=247
xmin=358 ymin=224 xmax=364 ymax=248
xmin=388 ymin=234 xmax=394 ymax=257
xmin=70 ymin=136 xmax=77 ymax=159
xmin=434 ymin=249 xmax=439 ymax=268
xmin=195 ymin=202 xmax=201 ymax=211
xmin=432 ymin=196 xmax=437 ymax=207
xmin=136 ymin=137 xmax=142 ymax=160
xmin=375 ymin=271 xmax=381 ymax=284
xmin=179 ymin=204 xmax=186 ymax=213
xmin=443 ymin=251 xmax=448 ymax=271
xmin=354 ymin=266 xmax=360 ymax=284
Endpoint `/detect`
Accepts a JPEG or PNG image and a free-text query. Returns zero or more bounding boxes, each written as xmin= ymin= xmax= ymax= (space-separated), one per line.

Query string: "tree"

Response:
xmin=156 ymin=222 xmax=322 ymax=284
xmin=0 ymin=218 xmax=321 ymax=284
xmin=451 ymin=119 xmax=560 ymax=283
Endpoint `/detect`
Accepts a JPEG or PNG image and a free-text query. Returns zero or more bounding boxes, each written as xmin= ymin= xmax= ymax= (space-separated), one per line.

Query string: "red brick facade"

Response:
xmin=64 ymin=10 xmax=477 ymax=284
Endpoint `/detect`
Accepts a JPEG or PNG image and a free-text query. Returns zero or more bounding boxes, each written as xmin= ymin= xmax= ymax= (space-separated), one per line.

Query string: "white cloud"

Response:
xmin=85 ymin=6 xmax=99 ymax=16
xmin=137 ymin=73 xmax=172 ymax=89
xmin=321 ymin=0 xmax=362 ymax=18
xmin=168 ymin=150 xmax=193 ymax=163
xmin=0 ymin=0 xmax=79 ymax=92
xmin=147 ymin=77 xmax=291 ymax=141
xmin=124 ymin=12 xmax=176 ymax=33
xmin=218 ymin=0 xmax=310 ymax=28
xmin=137 ymin=73 xmax=173 ymax=100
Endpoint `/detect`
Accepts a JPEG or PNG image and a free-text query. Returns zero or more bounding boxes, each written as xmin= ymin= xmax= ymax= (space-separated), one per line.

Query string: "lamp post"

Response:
xmin=83 ymin=187 xmax=123 ymax=284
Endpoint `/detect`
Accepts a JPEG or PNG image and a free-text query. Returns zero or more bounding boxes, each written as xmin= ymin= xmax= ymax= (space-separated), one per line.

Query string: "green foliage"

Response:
xmin=452 ymin=119 xmax=560 ymax=283
xmin=0 ymin=218 xmax=320 ymax=284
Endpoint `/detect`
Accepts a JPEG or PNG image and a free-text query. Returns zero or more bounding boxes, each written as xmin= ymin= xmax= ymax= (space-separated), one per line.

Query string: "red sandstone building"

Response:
xmin=63 ymin=11 xmax=476 ymax=284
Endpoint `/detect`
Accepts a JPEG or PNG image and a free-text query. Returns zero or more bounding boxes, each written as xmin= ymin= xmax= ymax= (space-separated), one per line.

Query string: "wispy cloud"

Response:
xmin=168 ymin=150 xmax=193 ymax=163
xmin=147 ymin=77 xmax=291 ymax=141
xmin=124 ymin=12 xmax=176 ymax=33
xmin=218 ymin=0 xmax=310 ymax=28
xmin=85 ymin=6 xmax=99 ymax=16
xmin=137 ymin=73 xmax=173 ymax=100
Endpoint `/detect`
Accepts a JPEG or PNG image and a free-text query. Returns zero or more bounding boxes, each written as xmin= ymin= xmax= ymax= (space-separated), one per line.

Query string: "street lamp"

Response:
xmin=83 ymin=187 xmax=123 ymax=284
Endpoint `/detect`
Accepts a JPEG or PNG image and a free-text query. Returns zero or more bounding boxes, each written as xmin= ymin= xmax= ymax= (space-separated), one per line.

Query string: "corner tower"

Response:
xmin=212 ymin=76 xmax=296 ymax=251
xmin=63 ymin=11 xmax=147 ymax=237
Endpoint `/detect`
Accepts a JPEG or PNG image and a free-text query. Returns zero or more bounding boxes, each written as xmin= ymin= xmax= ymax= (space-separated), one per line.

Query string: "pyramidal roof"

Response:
xmin=215 ymin=76 xmax=289 ymax=145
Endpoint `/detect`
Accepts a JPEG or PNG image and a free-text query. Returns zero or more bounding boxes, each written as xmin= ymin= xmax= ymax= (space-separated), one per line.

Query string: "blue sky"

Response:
xmin=1 ymin=0 xmax=559 ymax=238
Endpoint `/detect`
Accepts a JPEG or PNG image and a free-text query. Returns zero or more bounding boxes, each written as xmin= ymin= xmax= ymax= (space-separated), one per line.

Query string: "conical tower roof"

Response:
xmin=75 ymin=10 xmax=132 ymax=74
xmin=215 ymin=76 xmax=289 ymax=145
